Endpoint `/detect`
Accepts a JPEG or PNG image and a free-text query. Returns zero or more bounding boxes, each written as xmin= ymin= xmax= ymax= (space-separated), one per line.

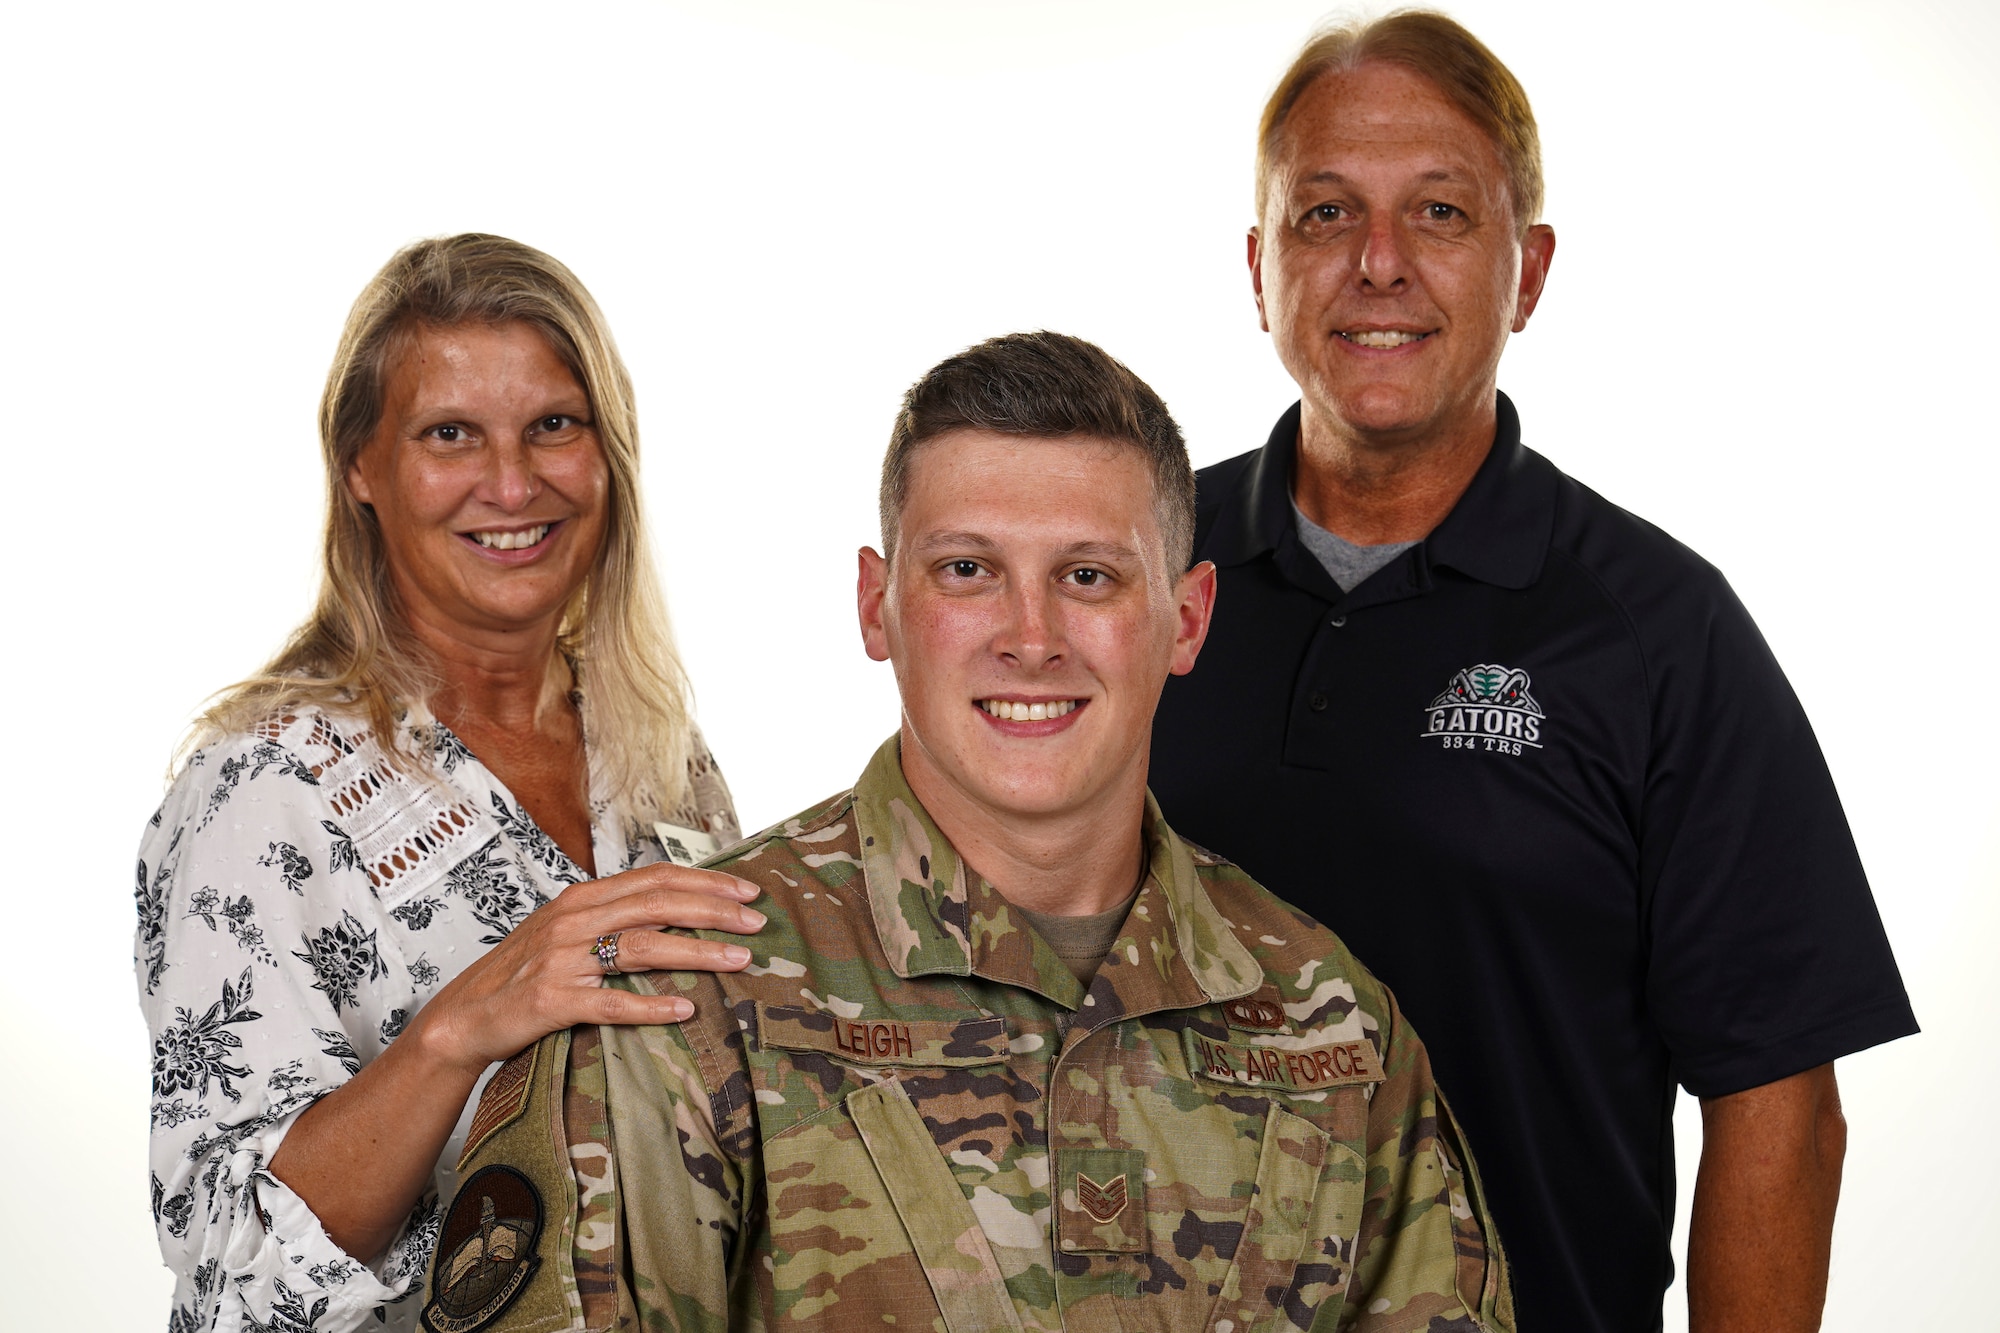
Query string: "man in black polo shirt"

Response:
xmin=1149 ymin=13 xmax=1916 ymax=1333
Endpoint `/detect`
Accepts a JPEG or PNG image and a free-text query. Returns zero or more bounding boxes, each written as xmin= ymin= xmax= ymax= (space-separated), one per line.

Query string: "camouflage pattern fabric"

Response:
xmin=432 ymin=738 xmax=1514 ymax=1333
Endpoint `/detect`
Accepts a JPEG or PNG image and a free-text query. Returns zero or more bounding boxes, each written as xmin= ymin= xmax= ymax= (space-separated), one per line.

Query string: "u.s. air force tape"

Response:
xmin=1183 ymin=1026 xmax=1384 ymax=1092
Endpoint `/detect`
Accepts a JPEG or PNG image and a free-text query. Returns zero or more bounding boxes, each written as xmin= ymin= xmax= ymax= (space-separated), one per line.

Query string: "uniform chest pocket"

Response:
xmin=1208 ymin=1104 xmax=1366 ymax=1333
xmin=749 ymin=1006 xmax=1027 ymax=1332
xmin=750 ymin=1003 xmax=1014 ymax=1141
xmin=1175 ymin=1025 xmax=1379 ymax=1332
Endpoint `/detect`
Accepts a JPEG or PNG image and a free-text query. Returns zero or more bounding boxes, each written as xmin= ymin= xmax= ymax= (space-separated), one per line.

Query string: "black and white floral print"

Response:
xmin=248 ymin=739 xmax=319 ymax=785
xmin=259 ymin=840 xmax=315 ymax=894
xmin=292 ymin=910 xmax=387 ymax=1013
xmin=151 ymin=966 xmax=261 ymax=1110
xmin=266 ymin=1058 xmax=316 ymax=1099
xmin=490 ymin=790 xmax=586 ymax=887
xmin=136 ymin=854 xmax=170 ymax=938
xmin=167 ymin=1259 xmax=220 ymax=1333
xmin=197 ymin=753 xmax=248 ymax=829
xmin=415 ymin=722 xmax=476 ymax=774
xmin=388 ymin=894 xmax=446 ymax=931
xmin=184 ymin=885 xmax=276 ymax=965
xmin=153 ymin=1171 xmax=196 ymax=1239
xmin=136 ymin=835 xmax=178 ymax=995
xmin=151 ymin=1096 xmax=202 ymax=1131
xmin=245 ymin=1278 xmax=331 ymax=1332
xmin=315 ymin=1028 xmax=362 ymax=1077
xmin=305 ymin=1258 xmax=361 ymax=1289
xmin=321 ymin=819 xmax=358 ymax=874
xmin=380 ymin=1196 xmax=444 ymax=1291
xmin=137 ymin=708 xmax=737 ymax=1333
xmin=443 ymin=837 xmax=546 ymax=944
xmin=308 ymin=1256 xmax=364 ymax=1288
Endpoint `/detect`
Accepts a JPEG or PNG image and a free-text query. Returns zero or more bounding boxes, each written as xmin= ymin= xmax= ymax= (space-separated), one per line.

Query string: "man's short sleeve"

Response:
xmin=1636 ymin=568 xmax=1916 ymax=1097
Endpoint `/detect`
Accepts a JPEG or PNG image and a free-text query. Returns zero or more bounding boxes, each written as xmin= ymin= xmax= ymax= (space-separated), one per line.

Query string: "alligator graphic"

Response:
xmin=1429 ymin=664 xmax=1542 ymax=716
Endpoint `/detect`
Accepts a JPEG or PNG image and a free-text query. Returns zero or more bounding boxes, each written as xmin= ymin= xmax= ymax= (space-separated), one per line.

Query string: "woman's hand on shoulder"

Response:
xmin=408 ymin=862 xmax=765 ymax=1075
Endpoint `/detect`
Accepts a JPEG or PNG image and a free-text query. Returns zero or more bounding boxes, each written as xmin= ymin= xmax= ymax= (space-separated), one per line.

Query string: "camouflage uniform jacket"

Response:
xmin=431 ymin=739 xmax=1513 ymax=1333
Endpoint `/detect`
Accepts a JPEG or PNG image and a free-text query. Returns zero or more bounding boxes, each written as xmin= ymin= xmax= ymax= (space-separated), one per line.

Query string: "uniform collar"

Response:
xmin=851 ymin=737 xmax=1261 ymax=1014
xmin=1204 ymin=390 xmax=1554 ymax=592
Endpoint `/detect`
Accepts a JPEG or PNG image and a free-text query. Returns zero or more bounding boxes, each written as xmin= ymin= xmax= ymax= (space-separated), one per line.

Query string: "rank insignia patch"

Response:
xmin=1076 ymin=1171 xmax=1129 ymax=1223
xmin=1057 ymin=1147 xmax=1148 ymax=1253
xmin=421 ymin=1165 xmax=543 ymax=1333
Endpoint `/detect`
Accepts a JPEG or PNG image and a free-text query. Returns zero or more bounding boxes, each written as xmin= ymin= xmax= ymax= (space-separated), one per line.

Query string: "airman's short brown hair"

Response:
xmin=879 ymin=331 xmax=1196 ymax=572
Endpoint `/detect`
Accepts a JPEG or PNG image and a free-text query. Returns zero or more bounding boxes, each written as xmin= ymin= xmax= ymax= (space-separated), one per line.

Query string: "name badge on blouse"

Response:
xmin=758 ymin=1004 xmax=1010 ymax=1067
xmin=653 ymin=821 xmax=721 ymax=867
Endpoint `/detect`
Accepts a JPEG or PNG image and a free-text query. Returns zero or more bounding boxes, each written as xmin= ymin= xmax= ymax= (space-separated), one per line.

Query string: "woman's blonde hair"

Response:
xmin=192 ymin=233 xmax=694 ymax=817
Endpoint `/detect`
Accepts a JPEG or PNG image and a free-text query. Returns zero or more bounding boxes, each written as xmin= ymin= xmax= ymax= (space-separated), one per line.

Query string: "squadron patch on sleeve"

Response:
xmin=421 ymin=1165 xmax=544 ymax=1333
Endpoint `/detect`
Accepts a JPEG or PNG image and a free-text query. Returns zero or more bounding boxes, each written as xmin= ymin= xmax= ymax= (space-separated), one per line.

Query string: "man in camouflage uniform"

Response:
xmin=426 ymin=332 xmax=1513 ymax=1333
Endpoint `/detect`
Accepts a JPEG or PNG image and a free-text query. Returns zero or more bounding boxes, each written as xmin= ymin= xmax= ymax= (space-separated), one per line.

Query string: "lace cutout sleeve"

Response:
xmin=674 ymin=722 xmax=741 ymax=846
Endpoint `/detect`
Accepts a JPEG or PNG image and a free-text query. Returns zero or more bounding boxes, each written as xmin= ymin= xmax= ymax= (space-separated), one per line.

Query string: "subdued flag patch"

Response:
xmin=457 ymin=1044 xmax=538 ymax=1172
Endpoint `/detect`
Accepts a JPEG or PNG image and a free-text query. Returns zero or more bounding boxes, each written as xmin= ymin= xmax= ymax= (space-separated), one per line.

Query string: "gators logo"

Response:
xmin=1422 ymin=662 xmax=1545 ymax=754
xmin=1430 ymin=664 xmax=1542 ymax=714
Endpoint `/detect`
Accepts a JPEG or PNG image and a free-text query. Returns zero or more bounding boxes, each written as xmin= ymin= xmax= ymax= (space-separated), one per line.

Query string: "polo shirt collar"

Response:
xmin=1204 ymin=390 xmax=1554 ymax=591
xmin=851 ymin=737 xmax=1261 ymax=1012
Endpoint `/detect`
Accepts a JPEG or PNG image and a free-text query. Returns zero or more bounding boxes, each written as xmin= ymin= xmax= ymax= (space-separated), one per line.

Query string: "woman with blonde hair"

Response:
xmin=136 ymin=234 xmax=760 ymax=1333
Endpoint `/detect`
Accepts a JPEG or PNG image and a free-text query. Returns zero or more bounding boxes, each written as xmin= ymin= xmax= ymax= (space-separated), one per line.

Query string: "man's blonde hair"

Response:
xmin=192 ymin=233 xmax=695 ymax=817
xmin=1255 ymin=9 xmax=1544 ymax=233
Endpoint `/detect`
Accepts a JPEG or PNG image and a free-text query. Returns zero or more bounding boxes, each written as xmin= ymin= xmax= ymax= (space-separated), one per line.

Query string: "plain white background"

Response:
xmin=2 ymin=1 xmax=1993 ymax=1326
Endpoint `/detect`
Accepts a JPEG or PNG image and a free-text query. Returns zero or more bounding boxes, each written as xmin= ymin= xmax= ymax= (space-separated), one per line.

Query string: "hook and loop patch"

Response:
xmin=421 ymin=1164 xmax=545 ymax=1333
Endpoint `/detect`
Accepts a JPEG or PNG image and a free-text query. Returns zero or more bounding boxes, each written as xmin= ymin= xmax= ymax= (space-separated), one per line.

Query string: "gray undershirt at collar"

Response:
xmin=1013 ymin=893 xmax=1137 ymax=988
xmin=1292 ymin=500 xmax=1419 ymax=593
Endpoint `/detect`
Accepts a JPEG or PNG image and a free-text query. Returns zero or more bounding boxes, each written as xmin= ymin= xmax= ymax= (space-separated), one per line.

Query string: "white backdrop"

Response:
xmin=2 ymin=1 xmax=1992 ymax=1326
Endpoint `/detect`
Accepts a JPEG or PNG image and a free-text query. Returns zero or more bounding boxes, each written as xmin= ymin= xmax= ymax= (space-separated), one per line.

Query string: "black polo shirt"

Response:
xmin=1150 ymin=393 xmax=1916 ymax=1333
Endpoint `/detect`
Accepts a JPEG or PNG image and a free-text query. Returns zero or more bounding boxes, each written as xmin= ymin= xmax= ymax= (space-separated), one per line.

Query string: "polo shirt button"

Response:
xmin=1309 ymin=692 xmax=1329 ymax=712
xmin=1330 ymin=615 xmax=1348 ymax=627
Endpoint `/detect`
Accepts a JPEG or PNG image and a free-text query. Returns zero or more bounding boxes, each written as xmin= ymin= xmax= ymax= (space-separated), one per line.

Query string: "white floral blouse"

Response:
xmin=134 ymin=707 xmax=738 ymax=1333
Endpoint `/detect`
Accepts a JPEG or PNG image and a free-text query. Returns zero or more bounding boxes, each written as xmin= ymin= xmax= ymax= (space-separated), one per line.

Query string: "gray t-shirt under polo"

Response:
xmin=1293 ymin=501 xmax=1418 ymax=593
